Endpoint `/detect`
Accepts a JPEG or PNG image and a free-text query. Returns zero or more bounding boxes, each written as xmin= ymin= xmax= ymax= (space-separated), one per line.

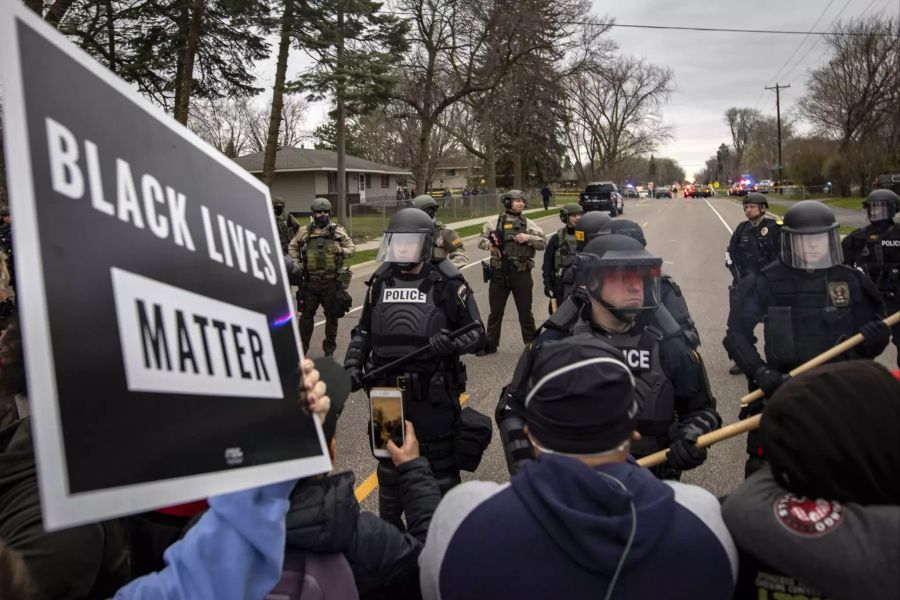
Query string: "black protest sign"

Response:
xmin=0 ymin=6 xmax=331 ymax=530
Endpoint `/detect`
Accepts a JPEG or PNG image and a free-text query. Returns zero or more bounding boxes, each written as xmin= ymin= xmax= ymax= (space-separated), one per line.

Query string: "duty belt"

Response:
xmin=306 ymin=273 xmax=337 ymax=281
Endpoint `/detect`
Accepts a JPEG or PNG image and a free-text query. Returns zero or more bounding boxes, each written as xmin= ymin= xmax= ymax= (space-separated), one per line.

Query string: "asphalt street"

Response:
xmin=306 ymin=195 xmax=898 ymax=512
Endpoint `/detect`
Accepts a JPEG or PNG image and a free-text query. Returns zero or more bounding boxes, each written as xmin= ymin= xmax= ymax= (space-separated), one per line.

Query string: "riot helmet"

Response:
xmin=579 ymin=234 xmax=662 ymax=323
xmin=559 ymin=203 xmax=584 ymax=225
xmin=574 ymin=211 xmax=612 ymax=251
xmin=742 ymin=192 xmax=768 ymax=209
xmin=609 ymin=219 xmax=646 ymax=247
xmin=862 ymin=189 xmax=899 ymax=223
xmin=502 ymin=189 xmax=527 ymax=211
xmin=377 ymin=208 xmax=434 ymax=269
xmin=273 ymin=197 xmax=286 ymax=216
xmin=311 ymin=197 xmax=332 ymax=228
xmin=780 ymin=200 xmax=843 ymax=270
xmin=412 ymin=194 xmax=440 ymax=219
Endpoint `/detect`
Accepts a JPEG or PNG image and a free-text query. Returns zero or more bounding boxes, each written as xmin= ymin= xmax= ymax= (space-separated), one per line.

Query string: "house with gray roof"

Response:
xmin=232 ymin=147 xmax=412 ymax=214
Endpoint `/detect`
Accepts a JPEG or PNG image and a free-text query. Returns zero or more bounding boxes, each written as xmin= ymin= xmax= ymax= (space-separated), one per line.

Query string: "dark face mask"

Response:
xmin=274 ymin=206 xmax=284 ymax=216
xmin=314 ymin=214 xmax=330 ymax=229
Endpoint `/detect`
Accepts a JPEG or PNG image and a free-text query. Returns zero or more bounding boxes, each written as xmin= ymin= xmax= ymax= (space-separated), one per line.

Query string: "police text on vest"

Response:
xmin=622 ymin=349 xmax=651 ymax=369
xmin=111 ymin=268 xmax=282 ymax=398
xmin=383 ymin=288 xmax=427 ymax=303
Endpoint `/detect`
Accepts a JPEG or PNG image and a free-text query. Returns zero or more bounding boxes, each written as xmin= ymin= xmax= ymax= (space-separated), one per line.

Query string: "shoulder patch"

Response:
xmin=773 ymin=494 xmax=844 ymax=538
xmin=451 ymin=237 xmax=462 ymax=247
xmin=828 ymin=281 xmax=851 ymax=307
xmin=457 ymin=283 xmax=470 ymax=303
xmin=775 ymin=220 xmax=783 ymax=225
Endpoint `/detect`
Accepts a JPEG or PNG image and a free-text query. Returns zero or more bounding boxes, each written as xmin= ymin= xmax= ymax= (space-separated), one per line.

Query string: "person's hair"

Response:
xmin=0 ymin=540 xmax=31 ymax=600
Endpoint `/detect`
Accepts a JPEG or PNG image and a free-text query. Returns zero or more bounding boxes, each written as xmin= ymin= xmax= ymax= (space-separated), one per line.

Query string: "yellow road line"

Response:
xmin=642 ymin=222 xmax=649 ymax=228
xmin=354 ymin=392 xmax=471 ymax=502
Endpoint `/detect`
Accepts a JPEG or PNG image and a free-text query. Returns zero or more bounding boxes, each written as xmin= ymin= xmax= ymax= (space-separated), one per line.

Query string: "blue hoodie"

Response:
xmin=114 ymin=479 xmax=296 ymax=600
xmin=420 ymin=455 xmax=737 ymax=600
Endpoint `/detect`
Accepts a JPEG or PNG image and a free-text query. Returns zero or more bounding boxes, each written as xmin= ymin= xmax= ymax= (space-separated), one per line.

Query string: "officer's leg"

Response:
xmin=741 ymin=377 xmax=767 ymax=478
xmin=322 ymin=281 xmax=339 ymax=357
xmin=298 ymin=283 xmax=321 ymax=353
xmin=511 ymin=269 xmax=536 ymax=344
xmin=376 ymin=460 xmax=404 ymax=529
xmin=486 ymin=276 xmax=512 ymax=351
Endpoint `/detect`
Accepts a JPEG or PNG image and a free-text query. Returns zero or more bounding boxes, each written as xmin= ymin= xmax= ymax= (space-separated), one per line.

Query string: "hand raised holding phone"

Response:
xmin=386 ymin=421 xmax=420 ymax=467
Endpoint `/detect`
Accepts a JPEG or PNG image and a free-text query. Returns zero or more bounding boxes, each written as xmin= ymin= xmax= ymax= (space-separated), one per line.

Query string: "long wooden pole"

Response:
xmin=638 ymin=310 xmax=900 ymax=468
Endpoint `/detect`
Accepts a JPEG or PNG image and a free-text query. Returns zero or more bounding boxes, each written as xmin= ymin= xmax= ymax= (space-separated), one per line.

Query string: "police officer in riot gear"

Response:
xmin=843 ymin=189 xmax=900 ymax=367
xmin=497 ymin=234 xmax=721 ymax=479
xmin=411 ymin=194 xmax=469 ymax=268
xmin=554 ymin=210 xmax=613 ymax=304
xmin=274 ymin=197 xmax=299 ymax=254
xmin=609 ymin=219 xmax=700 ymax=349
xmin=724 ymin=200 xmax=889 ymax=476
xmin=343 ymin=208 xmax=486 ymax=526
xmin=542 ymin=203 xmax=583 ymax=306
xmin=288 ymin=198 xmax=356 ymax=357
xmin=478 ymin=190 xmax=546 ymax=353
xmin=725 ymin=193 xmax=782 ymax=374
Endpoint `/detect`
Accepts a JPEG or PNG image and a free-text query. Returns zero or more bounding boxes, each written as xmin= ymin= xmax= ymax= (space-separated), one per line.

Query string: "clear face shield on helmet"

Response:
xmin=580 ymin=253 xmax=663 ymax=321
xmin=376 ymin=232 xmax=432 ymax=267
xmin=781 ymin=229 xmax=843 ymax=270
xmin=866 ymin=201 xmax=893 ymax=223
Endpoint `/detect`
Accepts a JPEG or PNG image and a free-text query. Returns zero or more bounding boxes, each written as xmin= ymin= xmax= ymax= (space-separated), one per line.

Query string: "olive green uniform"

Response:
xmin=478 ymin=213 xmax=546 ymax=349
xmin=432 ymin=221 xmax=468 ymax=268
xmin=288 ymin=223 xmax=356 ymax=356
xmin=276 ymin=212 xmax=299 ymax=254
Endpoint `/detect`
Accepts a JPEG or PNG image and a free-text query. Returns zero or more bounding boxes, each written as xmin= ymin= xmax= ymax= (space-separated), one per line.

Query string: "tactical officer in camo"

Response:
xmin=497 ymin=234 xmax=721 ymax=480
xmin=843 ymin=189 xmax=900 ymax=367
xmin=724 ymin=200 xmax=890 ymax=477
xmin=541 ymin=203 xmax=583 ymax=306
xmin=288 ymin=198 xmax=356 ymax=357
xmin=478 ymin=190 xmax=546 ymax=353
xmin=343 ymin=208 xmax=486 ymax=527
xmin=273 ymin=197 xmax=299 ymax=254
xmin=411 ymin=194 xmax=469 ymax=268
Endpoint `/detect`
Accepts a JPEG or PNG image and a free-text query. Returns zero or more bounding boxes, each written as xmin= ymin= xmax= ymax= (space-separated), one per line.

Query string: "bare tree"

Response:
xmin=724 ymin=107 xmax=762 ymax=170
xmin=798 ymin=16 xmax=899 ymax=193
xmin=188 ymin=97 xmax=254 ymax=157
xmin=244 ymin=96 xmax=309 ymax=153
xmin=563 ymin=55 xmax=674 ymax=185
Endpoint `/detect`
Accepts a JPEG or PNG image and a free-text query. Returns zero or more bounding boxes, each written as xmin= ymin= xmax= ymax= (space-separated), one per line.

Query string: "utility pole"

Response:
xmin=765 ymin=83 xmax=790 ymax=185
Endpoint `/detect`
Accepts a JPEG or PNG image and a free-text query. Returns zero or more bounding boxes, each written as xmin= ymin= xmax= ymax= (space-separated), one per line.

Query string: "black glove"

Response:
xmin=428 ymin=329 xmax=456 ymax=357
xmin=753 ymin=365 xmax=789 ymax=397
xmin=348 ymin=367 xmax=364 ymax=392
xmin=667 ymin=426 xmax=707 ymax=471
xmin=570 ymin=285 xmax=590 ymax=306
xmin=859 ymin=320 xmax=891 ymax=352
xmin=543 ymin=284 xmax=554 ymax=299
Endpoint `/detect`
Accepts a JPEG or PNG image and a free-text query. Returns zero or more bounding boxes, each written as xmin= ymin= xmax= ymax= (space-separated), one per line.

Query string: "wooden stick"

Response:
xmin=639 ymin=310 xmax=900 ymax=469
xmin=739 ymin=310 xmax=900 ymax=407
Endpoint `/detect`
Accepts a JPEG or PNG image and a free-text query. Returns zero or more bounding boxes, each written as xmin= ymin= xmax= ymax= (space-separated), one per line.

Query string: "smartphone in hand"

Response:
xmin=370 ymin=388 xmax=404 ymax=458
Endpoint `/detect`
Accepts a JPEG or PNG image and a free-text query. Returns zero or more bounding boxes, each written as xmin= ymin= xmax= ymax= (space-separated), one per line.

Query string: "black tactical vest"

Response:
xmin=554 ymin=226 xmax=578 ymax=272
xmin=370 ymin=271 xmax=447 ymax=365
xmin=852 ymin=222 xmax=900 ymax=300
xmin=604 ymin=327 xmax=675 ymax=457
xmin=660 ymin=275 xmax=700 ymax=348
xmin=761 ymin=262 xmax=862 ymax=370
xmin=735 ymin=218 xmax=780 ymax=276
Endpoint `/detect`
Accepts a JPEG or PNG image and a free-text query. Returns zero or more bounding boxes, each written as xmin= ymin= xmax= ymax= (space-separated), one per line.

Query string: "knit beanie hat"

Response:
xmin=524 ymin=334 xmax=638 ymax=454
xmin=761 ymin=360 xmax=900 ymax=505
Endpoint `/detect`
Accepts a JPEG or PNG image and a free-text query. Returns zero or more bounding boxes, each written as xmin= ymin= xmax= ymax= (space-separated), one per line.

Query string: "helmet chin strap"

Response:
xmin=598 ymin=295 xmax=640 ymax=323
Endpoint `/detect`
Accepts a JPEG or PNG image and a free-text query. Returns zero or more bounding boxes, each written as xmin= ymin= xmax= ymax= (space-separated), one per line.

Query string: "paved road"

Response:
xmin=306 ymin=195 xmax=897 ymax=512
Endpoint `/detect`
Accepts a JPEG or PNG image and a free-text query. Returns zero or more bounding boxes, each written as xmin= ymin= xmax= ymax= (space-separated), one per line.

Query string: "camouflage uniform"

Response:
xmin=288 ymin=221 xmax=355 ymax=356
xmin=432 ymin=222 xmax=469 ymax=268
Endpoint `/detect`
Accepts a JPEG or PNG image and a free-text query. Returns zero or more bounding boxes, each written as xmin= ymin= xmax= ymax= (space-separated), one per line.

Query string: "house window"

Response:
xmin=327 ymin=172 xmax=337 ymax=193
xmin=365 ymin=174 xmax=372 ymax=189
xmin=447 ymin=169 xmax=456 ymax=177
xmin=381 ymin=174 xmax=390 ymax=188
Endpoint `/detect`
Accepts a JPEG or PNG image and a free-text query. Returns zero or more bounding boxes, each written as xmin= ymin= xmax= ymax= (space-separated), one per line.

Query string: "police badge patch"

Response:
xmin=575 ymin=230 xmax=585 ymax=241
xmin=760 ymin=227 xmax=768 ymax=236
xmin=827 ymin=281 xmax=851 ymax=307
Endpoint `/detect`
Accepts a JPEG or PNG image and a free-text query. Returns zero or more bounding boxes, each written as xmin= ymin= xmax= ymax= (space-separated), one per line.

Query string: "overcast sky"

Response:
xmin=253 ymin=0 xmax=900 ymax=176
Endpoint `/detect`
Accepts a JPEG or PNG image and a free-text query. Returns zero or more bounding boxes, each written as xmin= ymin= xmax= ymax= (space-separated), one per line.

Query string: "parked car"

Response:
xmin=622 ymin=187 xmax=639 ymax=199
xmin=654 ymin=187 xmax=673 ymax=199
xmin=757 ymin=179 xmax=773 ymax=193
xmin=579 ymin=181 xmax=623 ymax=216
xmin=685 ymin=183 xmax=709 ymax=198
xmin=636 ymin=186 xmax=650 ymax=198
xmin=874 ymin=173 xmax=900 ymax=194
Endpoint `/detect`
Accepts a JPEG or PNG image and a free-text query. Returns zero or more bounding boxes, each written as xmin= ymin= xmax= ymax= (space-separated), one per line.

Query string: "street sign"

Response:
xmin=713 ymin=181 xmax=720 ymax=189
xmin=0 ymin=5 xmax=331 ymax=530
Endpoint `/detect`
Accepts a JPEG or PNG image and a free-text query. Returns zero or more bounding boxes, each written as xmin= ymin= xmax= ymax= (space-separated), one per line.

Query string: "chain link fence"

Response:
xmin=346 ymin=189 xmax=549 ymax=240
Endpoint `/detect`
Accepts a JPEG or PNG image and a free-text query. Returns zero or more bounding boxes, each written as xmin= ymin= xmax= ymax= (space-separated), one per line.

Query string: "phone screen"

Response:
xmin=371 ymin=390 xmax=404 ymax=452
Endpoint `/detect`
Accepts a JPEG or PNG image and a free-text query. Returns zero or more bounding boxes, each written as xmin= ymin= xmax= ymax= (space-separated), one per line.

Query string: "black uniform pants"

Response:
xmin=486 ymin=268 xmax=535 ymax=350
xmin=888 ymin=299 xmax=900 ymax=368
xmin=299 ymin=278 xmax=340 ymax=356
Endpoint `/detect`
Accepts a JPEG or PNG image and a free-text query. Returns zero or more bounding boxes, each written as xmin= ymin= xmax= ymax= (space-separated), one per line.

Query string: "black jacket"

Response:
xmin=0 ymin=418 xmax=131 ymax=599
xmin=285 ymin=457 xmax=442 ymax=598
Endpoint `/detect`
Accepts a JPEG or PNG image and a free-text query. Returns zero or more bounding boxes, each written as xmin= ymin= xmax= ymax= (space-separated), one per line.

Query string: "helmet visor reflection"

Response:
xmin=867 ymin=202 xmax=892 ymax=222
xmin=586 ymin=265 xmax=662 ymax=311
xmin=376 ymin=232 xmax=430 ymax=264
xmin=782 ymin=230 xmax=843 ymax=270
